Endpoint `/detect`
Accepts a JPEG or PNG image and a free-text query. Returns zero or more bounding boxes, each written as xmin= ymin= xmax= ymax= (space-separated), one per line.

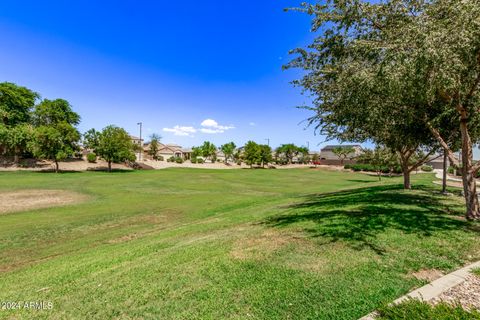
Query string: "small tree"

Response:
xmin=275 ymin=144 xmax=300 ymax=164
xmin=244 ymin=141 xmax=260 ymax=168
xmin=96 ymin=125 xmax=136 ymax=172
xmin=332 ymin=146 xmax=355 ymax=166
xmin=311 ymin=153 xmax=320 ymax=167
xmin=148 ymin=133 xmax=162 ymax=160
xmin=83 ymin=128 xmax=100 ymax=151
xmin=220 ymin=142 xmax=236 ymax=164
xmin=30 ymin=124 xmax=80 ymax=172
xmin=0 ymin=82 xmax=39 ymax=163
xmin=200 ymin=141 xmax=217 ymax=162
xmin=258 ymin=144 xmax=273 ymax=168
xmin=30 ymin=99 xmax=81 ymax=172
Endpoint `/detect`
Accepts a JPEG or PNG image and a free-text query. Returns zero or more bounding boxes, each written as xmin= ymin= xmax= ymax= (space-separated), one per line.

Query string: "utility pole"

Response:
xmin=265 ymin=138 xmax=270 ymax=146
xmin=306 ymin=141 xmax=310 ymax=150
xmin=137 ymin=122 xmax=142 ymax=161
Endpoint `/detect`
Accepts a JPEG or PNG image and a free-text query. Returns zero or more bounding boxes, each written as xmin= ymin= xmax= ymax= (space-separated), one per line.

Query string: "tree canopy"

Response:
xmin=95 ymin=126 xmax=136 ymax=172
xmin=287 ymin=0 xmax=480 ymax=218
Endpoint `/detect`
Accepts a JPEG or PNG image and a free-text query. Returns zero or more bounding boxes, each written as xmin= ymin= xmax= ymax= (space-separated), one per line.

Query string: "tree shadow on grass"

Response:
xmin=263 ymin=185 xmax=477 ymax=255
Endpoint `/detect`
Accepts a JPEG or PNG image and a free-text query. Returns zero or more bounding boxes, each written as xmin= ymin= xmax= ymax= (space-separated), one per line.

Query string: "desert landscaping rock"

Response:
xmin=432 ymin=274 xmax=480 ymax=310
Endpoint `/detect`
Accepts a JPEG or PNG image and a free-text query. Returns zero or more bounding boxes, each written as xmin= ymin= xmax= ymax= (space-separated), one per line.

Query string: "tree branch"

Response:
xmin=425 ymin=122 xmax=460 ymax=168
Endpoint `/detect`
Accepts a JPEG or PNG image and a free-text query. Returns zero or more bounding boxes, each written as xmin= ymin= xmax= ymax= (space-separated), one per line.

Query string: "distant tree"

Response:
xmin=258 ymin=144 xmax=273 ymax=168
xmin=96 ymin=125 xmax=136 ymax=172
xmin=30 ymin=124 xmax=80 ymax=173
xmin=297 ymin=146 xmax=310 ymax=164
xmin=220 ymin=142 xmax=236 ymax=164
xmin=0 ymin=82 xmax=38 ymax=126
xmin=332 ymin=146 xmax=355 ymax=166
xmin=148 ymin=133 xmax=162 ymax=160
xmin=5 ymin=124 xmax=33 ymax=163
xmin=311 ymin=153 xmax=320 ymax=167
xmin=275 ymin=144 xmax=300 ymax=164
xmin=83 ymin=128 xmax=101 ymax=151
xmin=359 ymin=147 xmax=398 ymax=181
xmin=191 ymin=146 xmax=202 ymax=159
xmin=0 ymin=82 xmax=38 ymax=163
xmin=200 ymin=141 xmax=217 ymax=162
xmin=30 ymin=99 xmax=81 ymax=172
xmin=243 ymin=141 xmax=260 ymax=168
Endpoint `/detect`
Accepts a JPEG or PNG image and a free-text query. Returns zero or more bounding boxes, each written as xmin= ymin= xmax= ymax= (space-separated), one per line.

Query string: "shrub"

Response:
xmin=448 ymin=166 xmax=455 ymax=174
xmin=421 ymin=165 xmax=433 ymax=172
xmin=344 ymin=164 xmax=352 ymax=169
xmin=191 ymin=157 xmax=197 ymax=164
xmin=236 ymin=160 xmax=242 ymax=166
xmin=87 ymin=153 xmax=97 ymax=163
xmin=167 ymin=156 xmax=175 ymax=163
xmin=174 ymin=157 xmax=183 ymax=164
xmin=156 ymin=155 xmax=164 ymax=161
xmin=197 ymin=158 xmax=205 ymax=164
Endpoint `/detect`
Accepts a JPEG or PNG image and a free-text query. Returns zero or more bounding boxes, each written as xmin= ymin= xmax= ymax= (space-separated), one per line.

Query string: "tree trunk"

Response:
xmin=398 ymin=152 xmax=412 ymax=190
xmin=108 ymin=161 xmax=112 ymax=172
xmin=403 ymin=170 xmax=411 ymax=189
xmin=54 ymin=160 xmax=59 ymax=173
xmin=460 ymin=117 xmax=480 ymax=220
xmin=13 ymin=146 xmax=20 ymax=164
xmin=442 ymin=149 xmax=448 ymax=194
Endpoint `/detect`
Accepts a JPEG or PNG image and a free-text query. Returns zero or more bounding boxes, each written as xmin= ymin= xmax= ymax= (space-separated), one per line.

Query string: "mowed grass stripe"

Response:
xmin=0 ymin=169 xmax=478 ymax=319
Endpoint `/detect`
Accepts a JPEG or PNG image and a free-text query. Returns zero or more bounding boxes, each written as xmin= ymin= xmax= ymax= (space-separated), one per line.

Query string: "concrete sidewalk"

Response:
xmin=359 ymin=260 xmax=480 ymax=320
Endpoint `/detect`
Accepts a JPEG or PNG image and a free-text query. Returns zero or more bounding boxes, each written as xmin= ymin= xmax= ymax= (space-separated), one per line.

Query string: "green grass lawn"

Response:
xmin=0 ymin=168 xmax=479 ymax=319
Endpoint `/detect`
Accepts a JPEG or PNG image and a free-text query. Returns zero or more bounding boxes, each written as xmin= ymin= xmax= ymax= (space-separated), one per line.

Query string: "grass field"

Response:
xmin=0 ymin=168 xmax=479 ymax=319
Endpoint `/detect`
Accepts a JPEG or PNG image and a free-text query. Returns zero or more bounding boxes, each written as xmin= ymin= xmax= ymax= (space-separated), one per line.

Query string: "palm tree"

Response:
xmin=220 ymin=142 xmax=236 ymax=164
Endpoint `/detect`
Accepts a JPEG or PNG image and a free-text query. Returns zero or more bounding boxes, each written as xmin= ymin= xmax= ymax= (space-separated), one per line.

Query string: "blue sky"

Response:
xmin=0 ymin=0 xmax=337 ymax=150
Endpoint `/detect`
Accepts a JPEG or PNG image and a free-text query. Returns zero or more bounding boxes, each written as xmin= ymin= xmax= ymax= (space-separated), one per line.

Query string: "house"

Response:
xmin=142 ymin=143 xmax=192 ymax=160
xmin=319 ymin=144 xmax=363 ymax=165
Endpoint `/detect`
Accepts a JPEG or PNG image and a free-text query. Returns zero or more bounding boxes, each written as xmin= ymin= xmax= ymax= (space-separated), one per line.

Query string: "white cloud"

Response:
xmin=249 ymin=122 xmax=256 ymax=126
xmin=200 ymin=118 xmax=235 ymax=134
xmin=163 ymin=125 xmax=196 ymax=137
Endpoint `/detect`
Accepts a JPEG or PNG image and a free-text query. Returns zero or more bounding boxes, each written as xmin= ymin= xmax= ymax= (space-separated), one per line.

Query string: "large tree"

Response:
xmin=0 ymin=82 xmax=39 ymax=163
xmin=286 ymin=1 xmax=443 ymax=190
xmin=95 ymin=125 xmax=136 ymax=172
xmin=287 ymin=0 xmax=480 ymax=219
xmin=30 ymin=99 xmax=81 ymax=172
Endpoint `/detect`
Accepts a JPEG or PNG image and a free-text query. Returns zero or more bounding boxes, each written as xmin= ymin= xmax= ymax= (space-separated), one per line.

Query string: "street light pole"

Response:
xmin=137 ymin=122 xmax=142 ymax=161
xmin=265 ymin=138 xmax=270 ymax=146
xmin=306 ymin=141 xmax=310 ymax=150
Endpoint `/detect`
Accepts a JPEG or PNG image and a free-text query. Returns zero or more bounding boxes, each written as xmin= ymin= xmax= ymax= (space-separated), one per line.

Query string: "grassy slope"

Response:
xmin=0 ymin=169 xmax=478 ymax=319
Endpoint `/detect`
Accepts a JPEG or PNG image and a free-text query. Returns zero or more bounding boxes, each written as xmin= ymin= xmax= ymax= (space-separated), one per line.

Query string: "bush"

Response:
xmin=156 ymin=155 xmax=164 ymax=161
xmin=344 ymin=164 xmax=352 ymax=169
xmin=236 ymin=160 xmax=242 ymax=166
xmin=197 ymin=158 xmax=205 ymax=164
xmin=191 ymin=157 xmax=197 ymax=164
xmin=167 ymin=156 xmax=175 ymax=163
xmin=347 ymin=163 xmax=402 ymax=174
xmin=87 ymin=153 xmax=97 ymax=163
xmin=421 ymin=165 xmax=433 ymax=172
xmin=174 ymin=157 xmax=183 ymax=164
xmin=448 ymin=166 xmax=455 ymax=174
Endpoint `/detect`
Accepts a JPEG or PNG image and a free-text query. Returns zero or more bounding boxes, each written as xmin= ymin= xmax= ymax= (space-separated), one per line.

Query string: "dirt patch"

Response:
xmin=0 ymin=189 xmax=87 ymax=214
xmin=410 ymin=269 xmax=445 ymax=282
xmin=230 ymin=229 xmax=310 ymax=261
